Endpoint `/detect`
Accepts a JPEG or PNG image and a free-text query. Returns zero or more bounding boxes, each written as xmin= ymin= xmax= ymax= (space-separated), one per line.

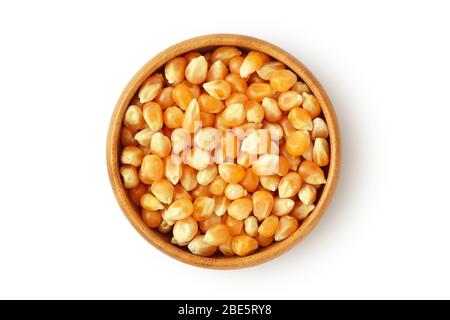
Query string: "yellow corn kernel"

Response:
xmin=211 ymin=46 xmax=241 ymax=65
xmin=171 ymin=128 xmax=192 ymax=154
xmin=196 ymin=164 xmax=218 ymax=186
xmin=231 ymin=235 xmax=258 ymax=256
xmin=252 ymin=154 xmax=281 ymax=176
xmin=298 ymin=160 xmax=326 ymax=185
xmin=204 ymin=224 xmax=231 ymax=246
xmin=225 ymin=73 xmax=248 ymax=93
xmin=244 ymin=100 xmax=264 ymax=124
xmin=138 ymin=76 xmax=163 ymax=103
xmin=121 ymin=127 xmax=138 ymax=147
xmin=276 ymin=156 xmax=290 ymax=176
xmin=311 ymin=117 xmax=329 ymax=140
xmin=229 ymin=56 xmax=244 ymax=74
xmin=248 ymin=72 xmax=265 ymax=84
xmin=140 ymin=193 xmax=164 ymax=211
xmin=278 ymin=90 xmax=303 ymax=111
xmin=291 ymin=202 xmax=315 ymax=221
xmin=164 ymin=155 xmax=183 ymax=185
xmin=165 ymin=198 xmax=194 ymax=221
xmin=256 ymin=61 xmax=285 ymax=80
xmin=218 ymin=103 xmax=245 ymax=128
xmin=172 ymin=82 xmax=193 ymax=111
xmin=240 ymin=51 xmax=264 ymax=78
xmin=285 ymin=130 xmax=311 ymax=157
xmin=261 ymin=122 xmax=283 ymax=142
xmin=142 ymin=102 xmax=163 ymax=132
xmin=247 ymin=83 xmax=272 ymax=102
xmin=120 ymin=146 xmax=144 ymax=167
xmin=292 ymin=81 xmax=311 ymax=94
xmin=141 ymin=209 xmax=162 ymax=228
xmin=163 ymin=106 xmax=183 ymax=129
xmin=237 ymin=152 xmax=258 ymax=169
xmin=259 ymin=175 xmax=280 ymax=192
xmin=244 ymin=216 xmax=258 ymax=237
xmin=255 ymin=234 xmax=274 ymax=248
xmin=188 ymin=235 xmax=217 ymax=256
xmin=172 ymin=216 xmax=198 ymax=244
xmin=272 ymin=197 xmax=295 ymax=216
xmin=207 ymin=60 xmax=229 ymax=82
xmin=224 ymin=183 xmax=248 ymax=200
xmin=192 ymin=197 xmax=215 ymax=222
xmin=134 ymin=128 xmax=153 ymax=147
xmin=225 ymin=214 xmax=244 ymax=235
xmin=274 ymin=215 xmax=299 ymax=241
xmin=200 ymin=112 xmax=215 ymax=128
xmin=269 ymin=69 xmax=297 ymax=92
xmin=182 ymin=98 xmax=201 ymax=133
xmin=185 ymin=56 xmax=208 ymax=84
xmin=184 ymin=51 xmax=201 ymax=62
xmin=258 ymin=215 xmax=279 ymax=237
xmin=180 ymin=165 xmax=198 ymax=191
xmin=173 ymin=185 xmax=193 ymax=201
xmin=219 ymin=237 xmax=235 ymax=256
xmin=226 ymin=92 xmax=249 ymax=107
xmin=280 ymin=144 xmax=301 ymax=171
xmin=261 ymin=97 xmax=282 ymax=122
xmin=158 ymin=219 xmax=173 ymax=234
xmin=298 ymin=184 xmax=317 ymax=205
xmin=199 ymin=213 xmax=222 ymax=233
xmin=302 ymin=93 xmax=321 ymax=119
xmin=252 ymin=190 xmax=274 ymax=221
xmin=124 ymin=105 xmax=145 ymax=132
xmin=302 ymin=140 xmax=313 ymax=161
xmin=150 ymin=132 xmax=171 ymax=158
xmin=155 ymin=87 xmax=174 ymax=109
xmin=278 ymin=172 xmax=303 ymax=198
xmin=240 ymin=168 xmax=259 ymax=193
xmin=214 ymin=195 xmax=230 ymax=217
xmin=313 ymin=138 xmax=330 ymax=167
xmin=240 ymin=129 xmax=270 ymax=155
xmin=218 ymin=163 xmax=246 ymax=184
xmin=279 ymin=116 xmax=296 ymax=139
xmin=139 ymin=154 xmax=164 ymax=184
xmin=209 ymin=175 xmax=227 ymax=196
xmin=150 ymin=178 xmax=174 ymax=205
xmin=129 ymin=183 xmax=147 ymax=206
xmin=227 ymin=198 xmax=253 ymax=220
xmin=197 ymin=93 xmax=225 ymax=114
xmin=120 ymin=165 xmax=140 ymax=189
xmin=288 ymin=107 xmax=313 ymax=131
xmin=203 ymin=80 xmax=232 ymax=100
xmin=191 ymin=184 xmax=212 ymax=199
xmin=194 ymin=127 xmax=221 ymax=151
xmin=164 ymin=57 xmax=187 ymax=85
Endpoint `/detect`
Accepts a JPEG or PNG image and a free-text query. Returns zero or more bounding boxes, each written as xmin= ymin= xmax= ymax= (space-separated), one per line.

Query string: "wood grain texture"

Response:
xmin=106 ymin=34 xmax=341 ymax=269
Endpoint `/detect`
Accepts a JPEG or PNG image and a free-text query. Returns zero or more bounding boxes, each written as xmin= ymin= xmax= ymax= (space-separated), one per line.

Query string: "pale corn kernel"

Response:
xmin=276 ymin=156 xmax=290 ymax=176
xmin=139 ymin=146 xmax=151 ymax=156
xmin=150 ymin=132 xmax=171 ymax=158
xmin=224 ymin=183 xmax=248 ymax=200
xmin=163 ymin=106 xmax=183 ymax=129
xmin=311 ymin=117 xmax=329 ymax=140
xmin=182 ymin=80 xmax=201 ymax=98
xmin=173 ymin=185 xmax=192 ymax=201
xmin=192 ymin=197 xmax=215 ymax=222
xmin=278 ymin=172 xmax=303 ymax=198
xmin=150 ymin=178 xmax=174 ymax=205
xmin=245 ymin=100 xmax=264 ymax=124
xmin=207 ymin=60 xmax=228 ymax=82
xmin=248 ymin=73 xmax=265 ymax=84
xmin=155 ymin=87 xmax=174 ymax=109
xmin=270 ymin=69 xmax=297 ymax=92
xmin=255 ymin=234 xmax=274 ymax=247
xmin=134 ymin=128 xmax=153 ymax=147
xmin=184 ymin=51 xmax=201 ymax=62
xmin=234 ymin=123 xmax=263 ymax=139
xmin=259 ymin=175 xmax=280 ymax=192
xmin=292 ymin=81 xmax=311 ymax=94
xmin=258 ymin=215 xmax=279 ymax=237
xmin=272 ymin=197 xmax=295 ymax=216
xmin=124 ymin=105 xmax=145 ymax=132
xmin=257 ymin=61 xmax=285 ymax=80
xmin=188 ymin=235 xmax=217 ymax=257
xmin=180 ymin=165 xmax=198 ymax=191
xmin=298 ymin=160 xmax=326 ymax=185
xmin=240 ymin=168 xmax=259 ymax=193
xmin=211 ymin=46 xmax=241 ymax=65
xmin=285 ymin=130 xmax=311 ymax=157
xmin=252 ymin=190 xmax=274 ymax=221
xmin=280 ymin=144 xmax=301 ymax=171
xmin=274 ymin=215 xmax=299 ymax=241
xmin=302 ymin=93 xmax=321 ymax=119
xmin=291 ymin=202 xmax=315 ymax=221
xmin=219 ymin=237 xmax=235 ymax=256
xmin=298 ymin=184 xmax=317 ymax=205
xmin=185 ymin=147 xmax=211 ymax=171
xmin=236 ymin=152 xmax=252 ymax=169
xmin=141 ymin=209 xmax=162 ymax=228
xmin=165 ymin=198 xmax=194 ymax=221
xmin=269 ymin=140 xmax=280 ymax=156
xmin=140 ymin=193 xmax=164 ymax=211
xmin=121 ymin=127 xmax=138 ymax=147
xmin=214 ymin=115 xmax=227 ymax=132
xmin=247 ymin=83 xmax=272 ymax=102
xmin=261 ymin=97 xmax=282 ymax=122
xmin=227 ymin=198 xmax=253 ymax=220
xmin=173 ymin=216 xmax=198 ymax=243
xmin=229 ymin=56 xmax=244 ymax=74
xmin=226 ymin=74 xmax=248 ymax=93
xmin=171 ymin=128 xmax=192 ymax=154
xmin=203 ymin=80 xmax=232 ymax=100
xmin=182 ymin=98 xmax=201 ymax=133
xmin=185 ymin=56 xmax=208 ymax=84
xmin=120 ymin=165 xmax=139 ymax=189
xmin=302 ymin=140 xmax=313 ymax=161
xmin=171 ymin=237 xmax=189 ymax=247
xmin=194 ymin=127 xmax=221 ymax=151
xmin=278 ymin=90 xmax=303 ymax=111
xmin=313 ymin=138 xmax=330 ymax=167
xmin=198 ymin=93 xmax=226 ymax=114
xmin=262 ymin=121 xmax=284 ymax=141
xmin=252 ymin=154 xmax=280 ymax=176
xmin=232 ymin=235 xmax=259 ymax=256
xmin=199 ymin=213 xmax=222 ymax=233
xmin=244 ymin=216 xmax=258 ymax=237
xmin=214 ymin=195 xmax=230 ymax=216
xmin=288 ymin=107 xmax=313 ymax=130
xmin=226 ymin=92 xmax=249 ymax=107
xmin=204 ymin=224 xmax=231 ymax=246
xmin=240 ymin=129 xmax=271 ymax=155
xmin=142 ymin=102 xmax=163 ymax=132
xmin=240 ymin=51 xmax=264 ymax=78
xmin=160 ymin=207 xmax=175 ymax=226
xmin=200 ymin=112 xmax=215 ymax=127
xmin=139 ymin=154 xmax=164 ymax=184
xmin=209 ymin=175 xmax=227 ymax=196
xmin=197 ymin=164 xmax=218 ymax=185
xmin=191 ymin=184 xmax=212 ymax=199
xmin=158 ymin=219 xmax=173 ymax=234
xmin=165 ymin=57 xmax=187 ymax=85
xmin=172 ymin=82 xmax=193 ymax=111
xmin=138 ymin=76 xmax=163 ymax=103
xmin=164 ymin=155 xmax=183 ymax=185
xmin=221 ymin=103 xmax=246 ymax=127
xmin=129 ymin=183 xmax=147 ymax=206
xmin=225 ymin=214 xmax=244 ymax=235
xmin=279 ymin=116 xmax=296 ymax=139
xmin=121 ymin=146 xmax=144 ymax=167
xmin=218 ymin=163 xmax=246 ymax=184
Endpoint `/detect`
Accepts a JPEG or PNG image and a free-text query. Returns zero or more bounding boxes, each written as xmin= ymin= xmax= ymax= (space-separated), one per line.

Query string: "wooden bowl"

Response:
xmin=106 ymin=34 xmax=340 ymax=269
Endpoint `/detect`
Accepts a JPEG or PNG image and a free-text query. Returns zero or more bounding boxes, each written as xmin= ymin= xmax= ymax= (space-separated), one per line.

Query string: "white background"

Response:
xmin=0 ymin=0 xmax=449 ymax=299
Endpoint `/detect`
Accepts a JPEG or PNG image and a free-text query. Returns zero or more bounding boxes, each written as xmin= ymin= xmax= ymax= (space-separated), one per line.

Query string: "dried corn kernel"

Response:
xmin=311 ymin=117 xmax=329 ymax=140
xmin=163 ymin=106 xmax=183 ymax=129
xmin=291 ymin=202 xmax=315 ymax=221
xmin=252 ymin=154 xmax=280 ymax=176
xmin=288 ymin=107 xmax=313 ymax=131
xmin=120 ymin=165 xmax=139 ymax=189
xmin=172 ymin=82 xmax=193 ymax=110
xmin=261 ymin=97 xmax=282 ymax=122
xmin=121 ymin=146 xmax=144 ymax=167
xmin=150 ymin=132 xmax=171 ymax=158
xmin=143 ymin=102 xmax=163 ymax=132
xmin=121 ymin=127 xmax=138 ymax=147
xmin=165 ymin=198 xmax=194 ymax=221
xmin=278 ymin=172 xmax=302 ymax=198
xmin=257 ymin=61 xmax=285 ymax=80
xmin=244 ymin=216 xmax=258 ymax=237
xmin=124 ymin=105 xmax=145 ymax=132
xmin=158 ymin=219 xmax=173 ymax=234
xmin=240 ymin=51 xmax=264 ymax=78
xmin=134 ymin=128 xmax=153 ymax=147
xmin=313 ymin=138 xmax=330 ymax=167
xmin=227 ymin=198 xmax=253 ymax=220
xmin=247 ymin=83 xmax=272 ymax=101
xmin=185 ymin=56 xmax=208 ymax=84
xmin=194 ymin=127 xmax=221 ymax=150
xmin=173 ymin=185 xmax=192 ymax=201
xmin=138 ymin=76 xmax=163 ymax=103
xmin=129 ymin=183 xmax=147 ymax=206
xmin=258 ymin=215 xmax=279 ymax=237
xmin=259 ymin=175 xmax=280 ymax=191
xmin=292 ymin=81 xmax=311 ymax=94
xmin=252 ymin=191 xmax=274 ymax=221
xmin=279 ymin=117 xmax=296 ymax=139
xmin=173 ymin=216 xmax=198 ymax=243
xmin=214 ymin=196 xmax=230 ymax=217
xmin=278 ymin=90 xmax=303 ymax=111
xmin=302 ymin=93 xmax=321 ymax=119
xmin=219 ymin=237 xmax=235 ymax=256
xmin=165 ymin=57 xmax=187 ymax=85
xmin=203 ymin=80 xmax=232 ymax=100
xmin=226 ymin=92 xmax=249 ymax=106
xmin=274 ymin=215 xmax=298 ymax=241
xmin=170 ymin=128 xmax=191 ymax=154
xmin=272 ymin=197 xmax=295 ymax=216
xmin=204 ymin=224 xmax=230 ymax=245
xmin=139 ymin=154 xmax=164 ymax=184
xmin=225 ymin=215 xmax=244 ymax=235
xmin=232 ymin=235 xmax=258 ymax=256
xmin=240 ymin=168 xmax=259 ymax=193
xmin=207 ymin=60 xmax=228 ymax=82
xmin=298 ymin=160 xmax=326 ymax=185
xmin=188 ymin=235 xmax=217 ymax=256
xmin=226 ymin=74 xmax=248 ymax=93
xmin=298 ymin=184 xmax=317 ymax=205
xmin=191 ymin=184 xmax=212 ymax=199
xmin=245 ymin=100 xmax=264 ymax=124
xmin=192 ymin=197 xmax=215 ymax=222
xmin=182 ymin=98 xmax=201 ymax=133
xmin=164 ymin=155 xmax=183 ymax=185
xmin=224 ymin=183 xmax=248 ymax=200
xmin=141 ymin=209 xmax=162 ymax=228
xmin=218 ymin=163 xmax=246 ymax=184
xmin=285 ymin=130 xmax=311 ymax=157
xmin=196 ymin=164 xmax=218 ymax=185
xmin=155 ymin=87 xmax=174 ymax=109
xmin=270 ymin=69 xmax=297 ymax=92
xmin=151 ymin=178 xmax=174 ymax=205
xmin=229 ymin=56 xmax=244 ymax=74
xmin=211 ymin=47 xmax=241 ymax=65
xmin=180 ymin=165 xmax=198 ymax=191
xmin=199 ymin=213 xmax=222 ymax=233
xmin=140 ymin=193 xmax=164 ymax=211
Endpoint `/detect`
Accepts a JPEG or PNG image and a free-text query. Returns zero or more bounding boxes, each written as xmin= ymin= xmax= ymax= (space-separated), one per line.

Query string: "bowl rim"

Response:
xmin=106 ymin=33 xmax=341 ymax=269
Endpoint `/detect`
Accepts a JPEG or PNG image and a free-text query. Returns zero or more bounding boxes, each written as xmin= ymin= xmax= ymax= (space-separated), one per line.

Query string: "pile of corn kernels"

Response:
xmin=119 ymin=47 xmax=330 ymax=257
